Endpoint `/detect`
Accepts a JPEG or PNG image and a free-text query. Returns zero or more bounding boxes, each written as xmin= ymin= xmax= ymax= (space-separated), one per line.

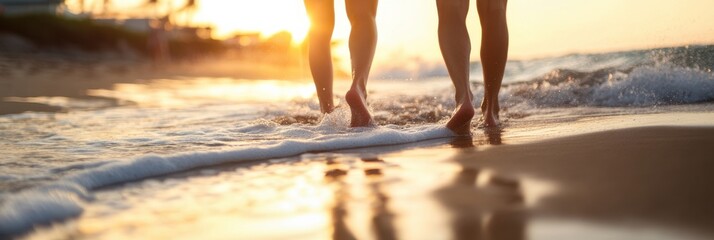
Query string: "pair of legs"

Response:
xmin=437 ymin=0 xmax=509 ymax=134
xmin=305 ymin=0 xmax=378 ymax=127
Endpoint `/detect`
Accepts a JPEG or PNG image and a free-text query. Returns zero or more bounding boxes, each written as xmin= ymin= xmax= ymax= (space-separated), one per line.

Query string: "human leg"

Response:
xmin=437 ymin=0 xmax=475 ymax=135
xmin=345 ymin=0 xmax=378 ymax=127
xmin=477 ymin=0 xmax=508 ymax=127
xmin=305 ymin=0 xmax=336 ymax=113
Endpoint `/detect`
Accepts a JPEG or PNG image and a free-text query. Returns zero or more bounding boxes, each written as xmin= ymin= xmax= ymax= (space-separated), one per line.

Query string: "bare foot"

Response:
xmin=482 ymin=115 xmax=499 ymax=128
xmin=480 ymin=98 xmax=500 ymax=128
xmin=480 ymin=98 xmax=500 ymax=117
xmin=446 ymin=101 xmax=475 ymax=135
xmin=345 ymin=86 xmax=373 ymax=127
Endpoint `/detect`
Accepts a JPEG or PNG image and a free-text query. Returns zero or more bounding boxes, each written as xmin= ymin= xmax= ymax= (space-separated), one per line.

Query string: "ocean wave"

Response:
xmin=281 ymin=63 xmax=714 ymax=126
xmin=500 ymin=65 xmax=714 ymax=108
xmin=374 ymin=45 xmax=714 ymax=84
xmin=366 ymin=63 xmax=714 ymax=125
xmin=0 ymin=120 xmax=453 ymax=236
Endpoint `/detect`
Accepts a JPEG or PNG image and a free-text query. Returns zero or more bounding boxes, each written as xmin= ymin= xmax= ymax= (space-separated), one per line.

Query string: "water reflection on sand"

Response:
xmin=325 ymin=157 xmax=397 ymax=240
xmin=436 ymin=131 xmax=526 ymax=240
xmin=313 ymin=130 xmax=527 ymax=240
xmin=25 ymin=127 xmax=710 ymax=240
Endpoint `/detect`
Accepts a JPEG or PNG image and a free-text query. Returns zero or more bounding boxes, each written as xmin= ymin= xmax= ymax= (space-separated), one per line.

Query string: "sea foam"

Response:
xmin=0 ymin=123 xmax=453 ymax=235
xmin=499 ymin=65 xmax=714 ymax=108
xmin=592 ymin=66 xmax=714 ymax=106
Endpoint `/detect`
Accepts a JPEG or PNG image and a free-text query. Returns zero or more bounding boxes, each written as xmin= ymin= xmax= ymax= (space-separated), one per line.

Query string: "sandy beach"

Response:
xmin=0 ymin=51 xmax=310 ymax=115
xmin=454 ymin=124 xmax=714 ymax=239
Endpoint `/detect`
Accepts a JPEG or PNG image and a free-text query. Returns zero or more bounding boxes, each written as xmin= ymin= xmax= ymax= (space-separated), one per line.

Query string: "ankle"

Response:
xmin=321 ymin=103 xmax=334 ymax=113
xmin=347 ymin=85 xmax=367 ymax=100
xmin=350 ymin=82 xmax=366 ymax=92
xmin=455 ymin=92 xmax=473 ymax=104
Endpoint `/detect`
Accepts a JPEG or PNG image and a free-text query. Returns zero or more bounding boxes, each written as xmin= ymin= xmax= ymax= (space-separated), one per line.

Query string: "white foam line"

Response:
xmin=0 ymin=125 xmax=453 ymax=235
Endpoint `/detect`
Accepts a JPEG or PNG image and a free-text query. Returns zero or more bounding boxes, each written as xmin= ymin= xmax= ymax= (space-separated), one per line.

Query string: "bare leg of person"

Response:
xmin=305 ymin=0 xmax=336 ymax=113
xmin=437 ymin=0 xmax=475 ymax=135
xmin=477 ymin=0 xmax=508 ymax=127
xmin=345 ymin=0 xmax=378 ymax=127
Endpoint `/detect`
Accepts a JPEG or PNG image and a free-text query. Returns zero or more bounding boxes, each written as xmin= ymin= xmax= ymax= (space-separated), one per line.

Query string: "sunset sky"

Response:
xmin=69 ymin=0 xmax=714 ymax=67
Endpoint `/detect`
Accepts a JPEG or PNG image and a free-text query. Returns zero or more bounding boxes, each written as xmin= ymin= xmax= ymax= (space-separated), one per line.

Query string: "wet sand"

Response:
xmin=0 ymin=53 xmax=308 ymax=115
xmin=455 ymin=124 xmax=714 ymax=238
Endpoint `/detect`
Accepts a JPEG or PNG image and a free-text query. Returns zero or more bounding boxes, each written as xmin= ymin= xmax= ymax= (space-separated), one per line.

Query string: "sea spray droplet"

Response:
xmin=592 ymin=66 xmax=714 ymax=106
xmin=316 ymin=107 xmax=351 ymax=132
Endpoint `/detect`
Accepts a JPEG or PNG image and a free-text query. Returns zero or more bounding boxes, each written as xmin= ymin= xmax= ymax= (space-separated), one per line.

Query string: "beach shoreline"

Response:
xmin=0 ymin=51 xmax=312 ymax=115
xmin=9 ymin=111 xmax=714 ymax=239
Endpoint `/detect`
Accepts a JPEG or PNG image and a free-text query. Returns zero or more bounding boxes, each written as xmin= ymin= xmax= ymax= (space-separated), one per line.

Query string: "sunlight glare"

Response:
xmin=192 ymin=0 xmax=310 ymax=43
xmin=88 ymin=78 xmax=316 ymax=108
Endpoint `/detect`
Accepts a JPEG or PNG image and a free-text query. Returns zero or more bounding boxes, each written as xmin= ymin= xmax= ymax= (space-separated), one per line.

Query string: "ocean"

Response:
xmin=2 ymin=45 xmax=714 ymax=238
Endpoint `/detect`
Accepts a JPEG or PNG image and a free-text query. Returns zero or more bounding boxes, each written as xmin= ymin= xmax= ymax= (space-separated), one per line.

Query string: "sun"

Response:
xmin=191 ymin=0 xmax=310 ymax=44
